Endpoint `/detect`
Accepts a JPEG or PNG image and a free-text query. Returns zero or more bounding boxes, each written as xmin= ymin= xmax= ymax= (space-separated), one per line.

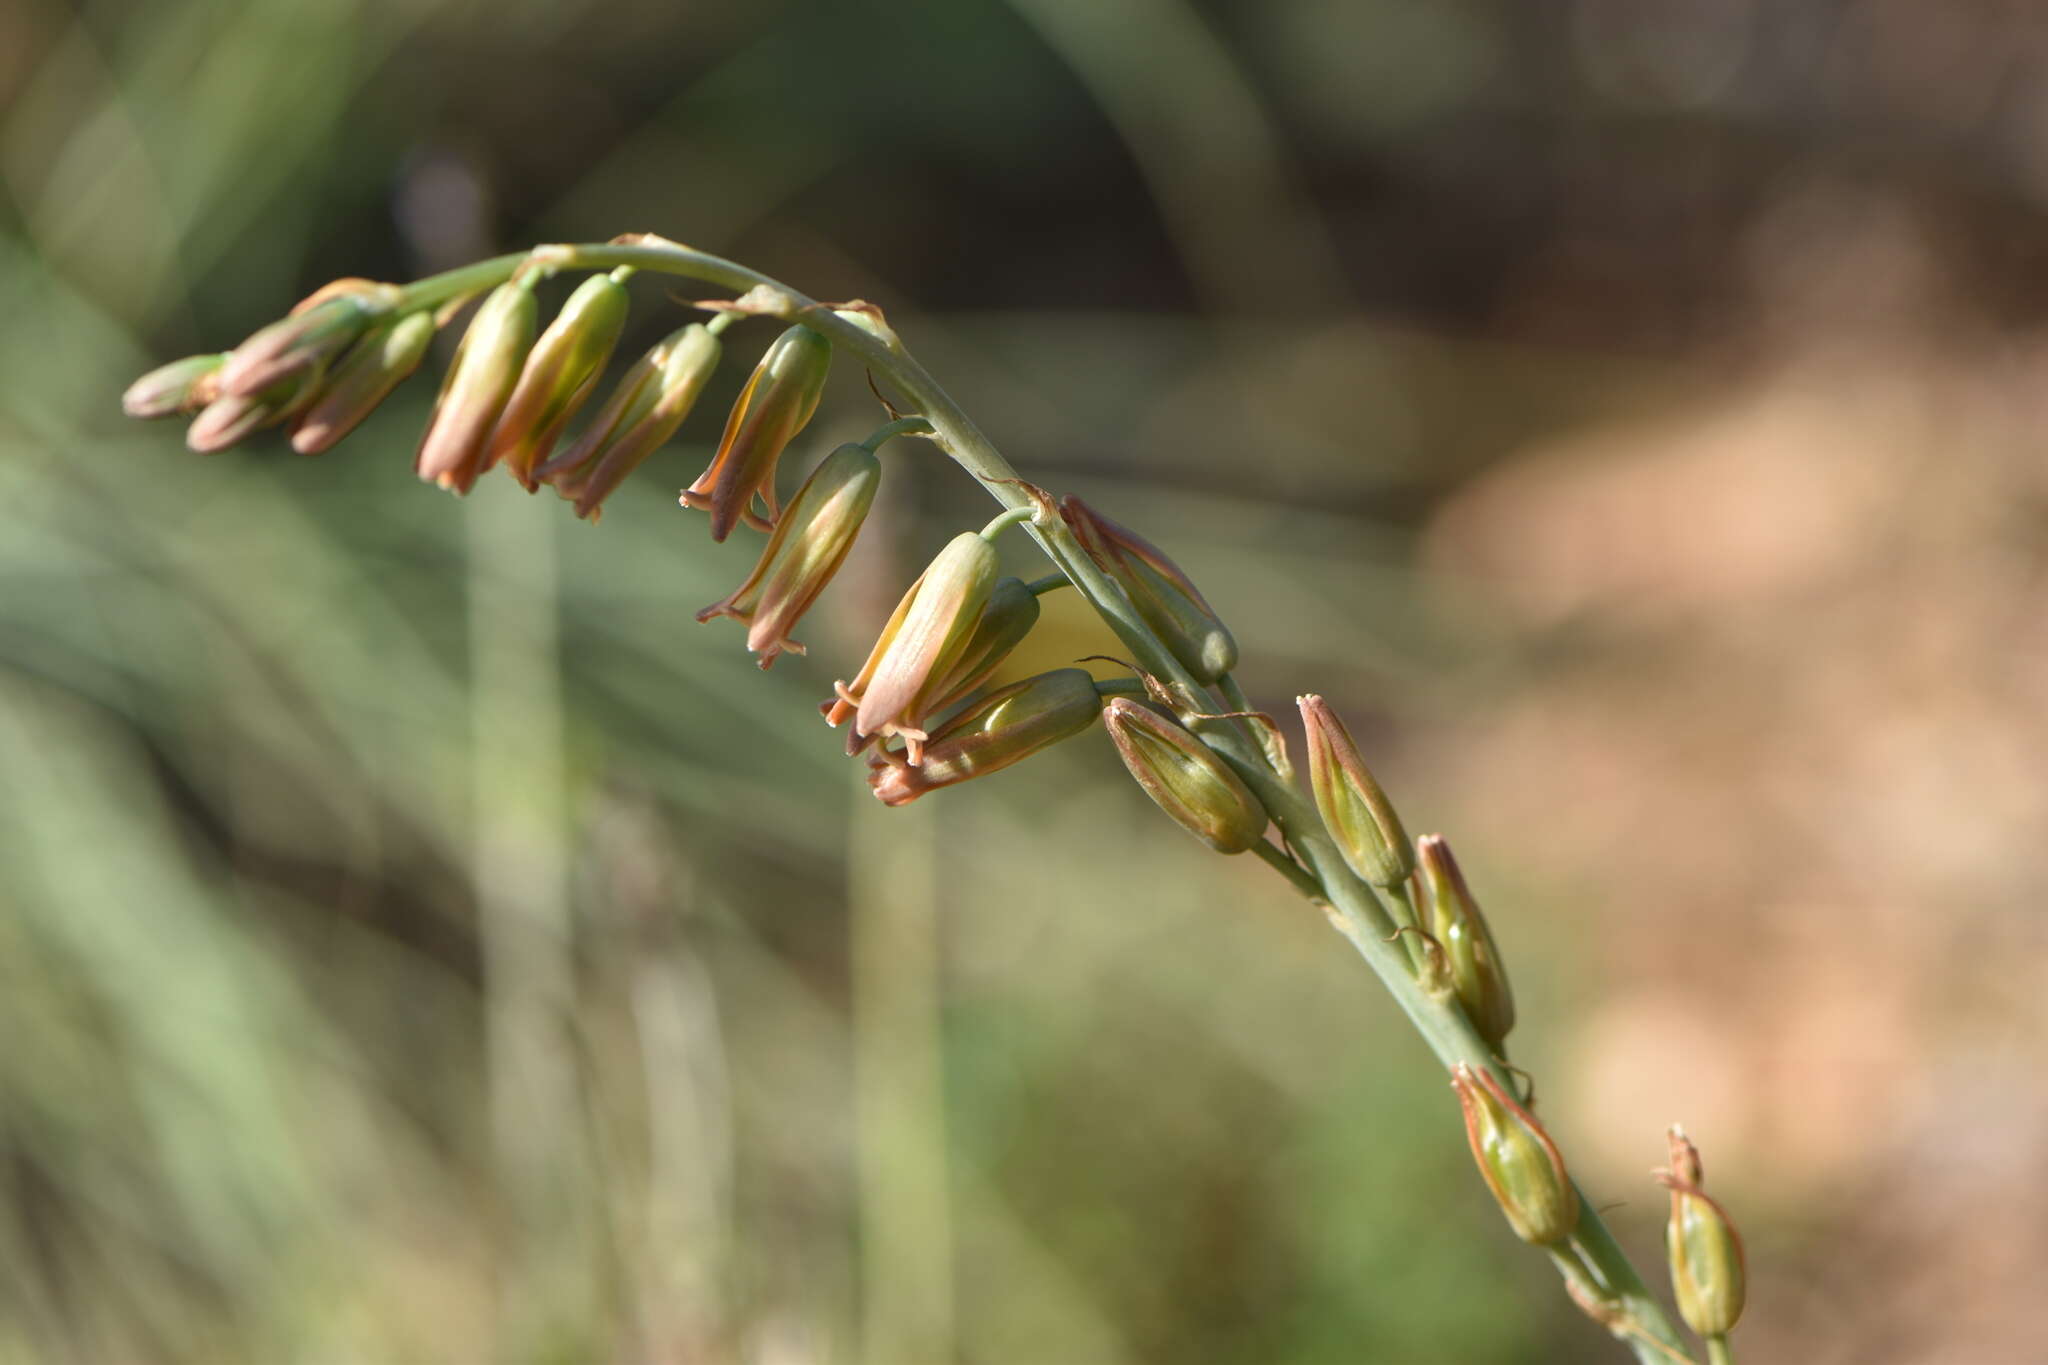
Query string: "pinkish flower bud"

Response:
xmin=416 ymin=282 xmax=538 ymax=494
xmin=697 ymin=442 xmax=880 ymax=667
xmin=219 ymin=281 xmax=399 ymax=397
xmin=682 ymin=324 xmax=831 ymax=541
xmin=1658 ymin=1127 xmax=1745 ymax=1338
xmin=867 ymin=669 xmax=1103 ymax=806
xmin=289 ymin=311 xmax=437 ymax=455
xmin=538 ymin=322 xmax=720 ymax=521
xmin=185 ymin=370 xmax=322 ymax=453
xmin=1417 ymin=835 xmax=1515 ymax=1052
xmin=1451 ymin=1063 xmax=1577 ymax=1246
xmin=826 ymin=532 xmax=1000 ymax=764
xmin=1298 ymin=694 xmax=1412 ymax=888
xmin=487 ymin=272 xmax=631 ymax=489
xmin=123 ymin=353 xmax=227 ymax=419
xmin=1059 ymin=494 xmax=1237 ymax=683
xmin=1101 ymin=697 xmax=1267 ymax=853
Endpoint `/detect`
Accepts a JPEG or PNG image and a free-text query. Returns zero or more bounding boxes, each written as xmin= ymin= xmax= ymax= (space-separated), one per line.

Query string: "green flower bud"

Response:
xmin=1102 ymin=697 xmax=1267 ymax=853
xmin=1659 ymin=1126 xmax=1745 ymax=1338
xmin=682 ymin=324 xmax=831 ymax=541
xmin=1418 ymin=835 xmax=1515 ymax=1052
xmin=220 ymin=280 xmax=398 ymax=397
xmin=123 ymin=353 xmax=227 ymax=419
xmin=697 ymin=442 xmax=880 ymax=667
xmin=1298 ymin=693 xmax=1412 ymax=888
xmin=1059 ymin=494 xmax=1237 ymax=683
xmin=487 ymin=272 xmax=631 ymax=489
xmin=416 ymin=282 xmax=538 ymax=494
xmin=827 ymin=532 xmax=1000 ymax=764
xmin=539 ymin=322 xmax=720 ymax=521
xmin=185 ymin=369 xmax=321 ymax=453
xmin=867 ymin=669 xmax=1103 ymax=806
xmin=1451 ymin=1063 xmax=1577 ymax=1246
xmin=290 ymin=312 xmax=437 ymax=455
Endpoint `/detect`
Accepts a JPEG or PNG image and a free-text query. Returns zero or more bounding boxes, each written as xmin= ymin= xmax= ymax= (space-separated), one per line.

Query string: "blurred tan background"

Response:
xmin=6 ymin=0 xmax=2048 ymax=1361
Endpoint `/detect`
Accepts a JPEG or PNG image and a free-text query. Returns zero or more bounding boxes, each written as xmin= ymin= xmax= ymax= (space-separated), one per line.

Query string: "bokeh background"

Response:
xmin=6 ymin=0 xmax=2048 ymax=1361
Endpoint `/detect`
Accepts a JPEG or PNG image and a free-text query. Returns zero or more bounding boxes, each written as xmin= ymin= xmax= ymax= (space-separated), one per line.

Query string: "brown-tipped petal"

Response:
xmin=1417 ymin=835 xmax=1515 ymax=1052
xmin=1299 ymin=694 xmax=1413 ymax=888
xmin=1102 ymin=697 xmax=1267 ymax=853
xmin=416 ymin=282 xmax=537 ymax=494
xmin=850 ymin=532 xmax=1000 ymax=759
xmin=868 ymin=669 xmax=1102 ymax=806
xmin=682 ymin=324 xmax=830 ymax=541
xmin=697 ymin=442 xmax=881 ymax=668
xmin=289 ymin=312 xmax=437 ymax=455
xmin=1059 ymin=494 xmax=1237 ymax=682
xmin=1451 ymin=1064 xmax=1578 ymax=1246
xmin=487 ymin=272 xmax=631 ymax=488
xmin=124 ymin=354 xmax=227 ymax=419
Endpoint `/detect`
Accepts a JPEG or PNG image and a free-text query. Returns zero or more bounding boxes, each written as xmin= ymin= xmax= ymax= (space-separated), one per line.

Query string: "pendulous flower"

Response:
xmin=487 ymin=271 xmax=631 ymax=489
xmin=290 ymin=311 xmax=437 ymax=455
xmin=537 ymin=321 xmax=720 ymax=521
xmin=681 ymin=324 xmax=830 ymax=541
xmin=416 ymin=282 xmax=538 ymax=493
xmin=867 ymin=668 xmax=1103 ymax=806
xmin=1059 ymin=494 xmax=1237 ymax=683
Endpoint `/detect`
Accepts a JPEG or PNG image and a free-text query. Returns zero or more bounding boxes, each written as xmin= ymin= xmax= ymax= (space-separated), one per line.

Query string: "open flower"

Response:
xmin=697 ymin=442 xmax=880 ymax=667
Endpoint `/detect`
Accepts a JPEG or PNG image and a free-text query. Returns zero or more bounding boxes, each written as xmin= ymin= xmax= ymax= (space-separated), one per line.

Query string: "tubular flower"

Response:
xmin=123 ymin=354 xmax=227 ymax=419
xmin=416 ymin=282 xmax=538 ymax=493
xmin=537 ymin=322 xmax=720 ymax=521
xmin=824 ymin=531 xmax=999 ymax=764
xmin=867 ymin=668 xmax=1103 ymax=806
xmin=1451 ymin=1063 xmax=1578 ymax=1246
xmin=218 ymin=281 xmax=398 ymax=398
xmin=1298 ymin=694 xmax=1412 ymax=888
xmin=487 ymin=271 xmax=631 ymax=489
xmin=186 ymin=370 xmax=323 ymax=453
xmin=697 ymin=442 xmax=880 ymax=667
xmin=682 ymin=324 xmax=831 ymax=541
xmin=1059 ymin=494 xmax=1237 ymax=683
xmin=1417 ymin=834 xmax=1515 ymax=1052
xmin=1658 ymin=1127 xmax=1746 ymax=1338
xmin=1102 ymin=698 xmax=1267 ymax=853
xmin=290 ymin=312 xmax=437 ymax=455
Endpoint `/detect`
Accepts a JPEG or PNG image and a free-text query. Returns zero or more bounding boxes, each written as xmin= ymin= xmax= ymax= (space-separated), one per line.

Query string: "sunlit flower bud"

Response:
xmin=219 ymin=282 xmax=399 ymax=397
xmin=538 ymin=322 xmax=720 ymax=521
xmin=867 ymin=669 xmax=1103 ymax=806
xmin=123 ymin=353 xmax=227 ymax=419
xmin=697 ymin=442 xmax=880 ymax=667
xmin=1417 ymin=835 xmax=1515 ymax=1052
xmin=1102 ymin=697 xmax=1267 ymax=853
xmin=185 ymin=370 xmax=321 ymax=453
xmin=1058 ymin=494 xmax=1237 ymax=683
xmin=416 ymin=282 xmax=538 ymax=494
xmin=827 ymin=532 xmax=999 ymax=764
xmin=1298 ymin=694 xmax=1412 ymax=888
xmin=822 ymin=574 xmax=1042 ymax=747
xmin=1451 ymin=1063 xmax=1577 ymax=1245
xmin=682 ymin=324 xmax=831 ymax=541
xmin=487 ymin=272 xmax=631 ymax=489
xmin=1658 ymin=1126 xmax=1745 ymax=1337
xmin=289 ymin=312 xmax=437 ymax=455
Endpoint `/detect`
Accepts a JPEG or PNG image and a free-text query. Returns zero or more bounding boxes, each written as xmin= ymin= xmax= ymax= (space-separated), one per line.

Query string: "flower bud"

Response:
xmin=219 ymin=282 xmax=398 ymax=397
xmin=1658 ymin=1127 xmax=1745 ymax=1337
xmin=487 ymin=272 xmax=631 ymax=489
xmin=682 ymin=324 xmax=831 ymax=541
xmin=867 ymin=669 xmax=1102 ymax=806
xmin=1102 ymin=697 xmax=1267 ymax=853
xmin=416 ymin=282 xmax=538 ymax=494
xmin=123 ymin=354 xmax=227 ymax=419
xmin=1417 ymin=835 xmax=1515 ymax=1051
xmin=185 ymin=370 xmax=321 ymax=453
xmin=697 ymin=442 xmax=880 ymax=667
xmin=1059 ymin=495 xmax=1237 ymax=683
xmin=538 ymin=322 xmax=720 ymax=521
xmin=1298 ymin=694 xmax=1412 ymax=888
xmin=1451 ymin=1063 xmax=1577 ymax=1246
xmin=289 ymin=311 xmax=437 ymax=455
xmin=826 ymin=532 xmax=1000 ymax=764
